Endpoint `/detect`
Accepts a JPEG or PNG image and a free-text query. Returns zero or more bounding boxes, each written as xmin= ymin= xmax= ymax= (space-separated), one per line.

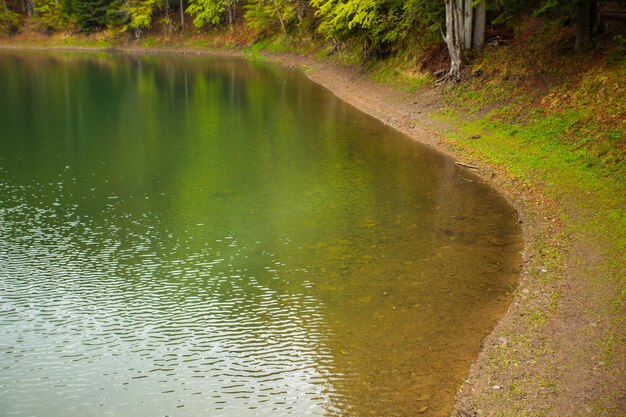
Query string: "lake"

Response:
xmin=0 ymin=50 xmax=522 ymax=417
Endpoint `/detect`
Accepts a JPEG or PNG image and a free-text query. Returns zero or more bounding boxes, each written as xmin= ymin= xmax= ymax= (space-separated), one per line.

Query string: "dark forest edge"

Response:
xmin=1 ymin=0 xmax=626 ymax=75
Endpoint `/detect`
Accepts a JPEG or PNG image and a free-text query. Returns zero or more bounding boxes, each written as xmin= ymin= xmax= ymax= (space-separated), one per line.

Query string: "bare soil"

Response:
xmin=1 ymin=42 xmax=624 ymax=416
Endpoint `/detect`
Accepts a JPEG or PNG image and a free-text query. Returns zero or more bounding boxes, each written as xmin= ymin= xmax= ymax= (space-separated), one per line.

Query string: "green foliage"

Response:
xmin=0 ymin=7 xmax=22 ymax=33
xmin=63 ymin=0 xmax=116 ymax=31
xmin=186 ymin=0 xmax=225 ymax=28
xmin=310 ymin=0 xmax=442 ymax=58
xmin=33 ymin=0 xmax=67 ymax=32
xmin=244 ymin=0 xmax=300 ymax=34
xmin=311 ymin=0 xmax=404 ymax=41
xmin=244 ymin=0 xmax=274 ymax=32
xmin=126 ymin=0 xmax=163 ymax=31
xmin=401 ymin=0 xmax=443 ymax=35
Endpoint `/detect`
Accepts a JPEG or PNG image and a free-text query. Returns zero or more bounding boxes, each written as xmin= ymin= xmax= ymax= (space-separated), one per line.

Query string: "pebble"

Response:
xmin=492 ymin=385 xmax=501 ymax=390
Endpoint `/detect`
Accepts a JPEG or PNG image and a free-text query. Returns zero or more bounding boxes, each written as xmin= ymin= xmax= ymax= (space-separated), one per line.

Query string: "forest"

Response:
xmin=1 ymin=0 xmax=622 ymax=79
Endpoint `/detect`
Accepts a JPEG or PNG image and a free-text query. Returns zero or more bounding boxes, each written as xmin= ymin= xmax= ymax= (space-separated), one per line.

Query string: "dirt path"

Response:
xmin=1 ymin=43 xmax=624 ymax=416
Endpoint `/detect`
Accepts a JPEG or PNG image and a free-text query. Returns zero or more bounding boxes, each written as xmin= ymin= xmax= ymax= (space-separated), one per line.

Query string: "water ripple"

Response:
xmin=0 ymin=181 xmax=336 ymax=417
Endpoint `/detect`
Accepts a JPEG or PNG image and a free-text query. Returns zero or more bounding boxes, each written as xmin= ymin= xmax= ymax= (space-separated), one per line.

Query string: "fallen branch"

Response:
xmin=454 ymin=161 xmax=480 ymax=171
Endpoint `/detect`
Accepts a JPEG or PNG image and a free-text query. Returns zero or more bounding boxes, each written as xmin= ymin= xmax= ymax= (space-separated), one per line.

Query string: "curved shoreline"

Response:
xmin=1 ymin=43 xmax=623 ymax=416
xmin=279 ymin=52 xmax=625 ymax=417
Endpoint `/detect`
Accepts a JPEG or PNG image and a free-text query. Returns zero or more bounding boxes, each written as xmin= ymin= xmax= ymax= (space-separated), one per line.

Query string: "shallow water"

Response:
xmin=0 ymin=50 xmax=522 ymax=417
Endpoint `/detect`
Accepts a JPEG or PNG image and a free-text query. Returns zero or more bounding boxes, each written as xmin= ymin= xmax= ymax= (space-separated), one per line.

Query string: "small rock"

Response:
xmin=416 ymin=405 xmax=429 ymax=413
xmin=522 ymin=288 xmax=530 ymax=294
xmin=492 ymin=385 xmax=501 ymax=390
xmin=498 ymin=336 xmax=508 ymax=346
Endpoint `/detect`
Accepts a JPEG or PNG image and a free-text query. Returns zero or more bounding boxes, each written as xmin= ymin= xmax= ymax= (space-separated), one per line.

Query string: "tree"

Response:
xmin=574 ymin=0 xmax=600 ymax=49
xmin=123 ymin=0 xmax=163 ymax=36
xmin=0 ymin=1 xmax=22 ymax=33
xmin=179 ymin=0 xmax=184 ymax=29
xmin=34 ymin=0 xmax=66 ymax=32
xmin=535 ymin=0 xmax=602 ymax=50
xmin=472 ymin=0 xmax=486 ymax=52
xmin=443 ymin=0 xmax=462 ymax=80
xmin=63 ymin=0 xmax=115 ymax=30
xmin=443 ymin=0 xmax=487 ymax=80
xmin=310 ymin=0 xmax=411 ymax=58
xmin=186 ymin=0 xmax=225 ymax=28
xmin=245 ymin=0 xmax=302 ymax=35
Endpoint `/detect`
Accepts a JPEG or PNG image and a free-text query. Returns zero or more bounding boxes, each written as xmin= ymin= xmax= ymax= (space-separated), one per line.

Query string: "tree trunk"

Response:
xmin=575 ymin=0 xmax=601 ymax=49
xmin=163 ymin=0 xmax=172 ymax=33
xmin=472 ymin=0 xmax=486 ymax=52
xmin=590 ymin=0 xmax=601 ymax=35
xmin=296 ymin=0 xmax=305 ymax=23
xmin=444 ymin=0 xmax=462 ymax=81
xmin=272 ymin=0 xmax=287 ymax=35
xmin=179 ymin=0 xmax=185 ymax=31
xmin=25 ymin=0 xmax=33 ymax=17
xmin=463 ymin=0 xmax=473 ymax=50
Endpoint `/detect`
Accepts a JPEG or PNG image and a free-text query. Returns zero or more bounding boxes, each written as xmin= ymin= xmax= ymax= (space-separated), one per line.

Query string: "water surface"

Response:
xmin=0 ymin=50 xmax=522 ymax=417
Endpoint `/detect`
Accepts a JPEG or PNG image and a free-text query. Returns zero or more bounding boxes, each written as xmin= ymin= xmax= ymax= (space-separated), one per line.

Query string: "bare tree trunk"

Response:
xmin=272 ymin=0 xmax=287 ymax=35
xmin=163 ymin=0 xmax=173 ymax=33
xmin=296 ymin=0 xmax=305 ymax=23
xmin=576 ymin=0 xmax=592 ymax=49
xmin=575 ymin=0 xmax=601 ymax=49
xmin=179 ymin=0 xmax=185 ymax=31
xmin=472 ymin=0 xmax=486 ymax=52
xmin=26 ymin=0 xmax=33 ymax=17
xmin=463 ymin=0 xmax=473 ymax=50
xmin=444 ymin=0 xmax=462 ymax=81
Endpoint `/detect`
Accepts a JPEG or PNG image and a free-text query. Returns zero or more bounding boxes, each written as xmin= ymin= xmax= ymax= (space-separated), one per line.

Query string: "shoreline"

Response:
xmin=1 ymin=42 xmax=623 ymax=416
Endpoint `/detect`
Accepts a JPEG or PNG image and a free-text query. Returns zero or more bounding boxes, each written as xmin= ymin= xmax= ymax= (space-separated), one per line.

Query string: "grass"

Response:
xmin=368 ymin=59 xmax=432 ymax=92
xmin=422 ymin=20 xmax=624 ymax=415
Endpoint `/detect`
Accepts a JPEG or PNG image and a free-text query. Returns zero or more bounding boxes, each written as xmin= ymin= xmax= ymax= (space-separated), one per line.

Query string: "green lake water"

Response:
xmin=0 ymin=50 xmax=522 ymax=417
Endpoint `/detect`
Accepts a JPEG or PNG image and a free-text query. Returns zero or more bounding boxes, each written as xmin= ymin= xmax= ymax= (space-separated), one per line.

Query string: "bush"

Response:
xmin=32 ymin=0 xmax=66 ymax=33
xmin=0 ymin=8 xmax=22 ymax=34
